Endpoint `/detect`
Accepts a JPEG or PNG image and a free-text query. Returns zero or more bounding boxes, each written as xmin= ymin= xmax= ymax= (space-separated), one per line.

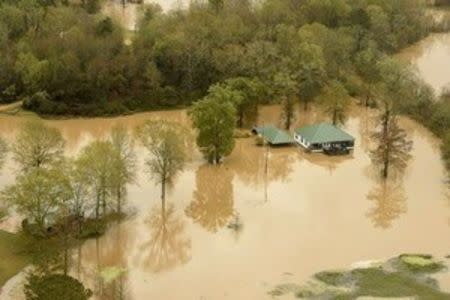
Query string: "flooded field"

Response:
xmin=0 ymin=104 xmax=449 ymax=299
xmin=397 ymin=32 xmax=450 ymax=95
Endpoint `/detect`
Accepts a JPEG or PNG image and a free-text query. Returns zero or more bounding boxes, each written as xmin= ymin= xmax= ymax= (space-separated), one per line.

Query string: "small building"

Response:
xmin=294 ymin=123 xmax=355 ymax=154
xmin=251 ymin=125 xmax=295 ymax=146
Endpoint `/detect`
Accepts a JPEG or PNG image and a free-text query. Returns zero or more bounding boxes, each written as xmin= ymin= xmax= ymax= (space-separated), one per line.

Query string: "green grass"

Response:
xmin=277 ymin=255 xmax=450 ymax=300
xmin=348 ymin=268 xmax=450 ymax=300
xmin=314 ymin=271 xmax=349 ymax=286
xmin=397 ymin=254 xmax=445 ymax=273
xmin=0 ymin=230 xmax=33 ymax=286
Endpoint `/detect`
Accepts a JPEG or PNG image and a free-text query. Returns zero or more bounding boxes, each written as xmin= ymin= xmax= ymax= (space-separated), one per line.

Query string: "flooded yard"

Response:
xmin=0 ymin=104 xmax=449 ymax=299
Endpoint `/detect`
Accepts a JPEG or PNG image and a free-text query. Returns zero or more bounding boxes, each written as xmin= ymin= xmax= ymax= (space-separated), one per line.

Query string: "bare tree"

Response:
xmin=370 ymin=99 xmax=413 ymax=179
xmin=137 ymin=121 xmax=188 ymax=202
xmin=12 ymin=120 xmax=65 ymax=173
xmin=110 ymin=125 xmax=136 ymax=215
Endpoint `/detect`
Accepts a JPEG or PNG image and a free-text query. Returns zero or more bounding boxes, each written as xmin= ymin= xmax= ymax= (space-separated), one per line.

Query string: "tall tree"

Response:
xmin=76 ymin=141 xmax=119 ymax=221
xmin=12 ymin=120 xmax=65 ymax=173
xmin=220 ymin=77 xmax=264 ymax=128
xmin=136 ymin=121 xmax=188 ymax=202
xmin=292 ymin=42 xmax=327 ymax=110
xmin=203 ymin=84 xmax=244 ymax=127
xmin=273 ymin=72 xmax=297 ymax=130
xmin=370 ymin=98 xmax=413 ymax=179
xmin=110 ymin=125 xmax=136 ymax=214
xmin=355 ymin=44 xmax=381 ymax=106
xmin=318 ymin=80 xmax=351 ymax=126
xmin=189 ymin=96 xmax=237 ymax=164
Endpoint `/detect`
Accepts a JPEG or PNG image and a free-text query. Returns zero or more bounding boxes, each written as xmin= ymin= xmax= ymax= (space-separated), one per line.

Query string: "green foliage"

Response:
xmin=25 ymin=274 xmax=92 ymax=300
xmin=12 ymin=120 xmax=65 ymax=173
xmin=398 ymin=254 xmax=445 ymax=273
xmin=189 ymin=95 xmax=237 ymax=164
xmin=75 ymin=140 xmax=121 ymax=219
xmin=0 ymin=0 xmax=433 ymax=116
xmin=1 ymin=167 xmax=72 ymax=232
xmin=318 ymin=80 xmax=351 ymax=126
xmin=137 ymin=120 xmax=188 ymax=199
xmin=219 ymin=77 xmax=264 ymax=128
xmin=273 ymin=72 xmax=297 ymax=130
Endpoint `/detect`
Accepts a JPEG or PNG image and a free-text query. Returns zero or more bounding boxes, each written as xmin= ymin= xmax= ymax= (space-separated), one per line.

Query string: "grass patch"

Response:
xmin=349 ymin=268 xmax=449 ymax=299
xmin=314 ymin=271 xmax=349 ymax=286
xmin=272 ymin=255 xmax=450 ymax=300
xmin=397 ymin=254 xmax=445 ymax=273
xmin=0 ymin=230 xmax=33 ymax=286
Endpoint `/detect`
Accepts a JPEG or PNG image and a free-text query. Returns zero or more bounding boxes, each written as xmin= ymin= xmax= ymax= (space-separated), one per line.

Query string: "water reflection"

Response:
xmin=397 ymin=33 xmax=450 ymax=95
xmin=136 ymin=201 xmax=191 ymax=273
xmin=186 ymin=165 xmax=234 ymax=232
xmin=366 ymin=178 xmax=407 ymax=229
xmin=72 ymin=221 xmax=134 ymax=299
xmin=301 ymin=151 xmax=353 ymax=174
xmin=229 ymin=139 xmax=297 ymax=188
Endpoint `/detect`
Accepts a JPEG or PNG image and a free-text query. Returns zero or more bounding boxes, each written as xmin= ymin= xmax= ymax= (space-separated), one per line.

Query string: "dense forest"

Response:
xmin=0 ymin=0 xmax=439 ymax=113
xmin=0 ymin=0 xmax=449 ymax=168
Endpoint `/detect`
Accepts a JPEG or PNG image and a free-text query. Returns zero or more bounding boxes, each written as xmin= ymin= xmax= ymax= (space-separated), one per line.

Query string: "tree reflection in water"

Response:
xmin=229 ymin=139 xmax=297 ymax=188
xmin=186 ymin=165 xmax=235 ymax=232
xmin=137 ymin=200 xmax=191 ymax=273
xmin=366 ymin=178 xmax=407 ymax=229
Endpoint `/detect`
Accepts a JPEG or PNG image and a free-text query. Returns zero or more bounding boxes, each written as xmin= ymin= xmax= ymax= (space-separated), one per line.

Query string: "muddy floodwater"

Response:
xmin=0 ymin=103 xmax=449 ymax=299
xmin=397 ymin=32 xmax=450 ymax=95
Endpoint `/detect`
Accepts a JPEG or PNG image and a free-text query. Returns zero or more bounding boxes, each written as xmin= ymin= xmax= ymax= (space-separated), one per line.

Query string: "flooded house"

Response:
xmin=251 ymin=125 xmax=295 ymax=146
xmin=294 ymin=123 xmax=355 ymax=154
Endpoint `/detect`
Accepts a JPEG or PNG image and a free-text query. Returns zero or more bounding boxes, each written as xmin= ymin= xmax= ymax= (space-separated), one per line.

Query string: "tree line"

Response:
xmin=0 ymin=0 xmax=435 ymax=116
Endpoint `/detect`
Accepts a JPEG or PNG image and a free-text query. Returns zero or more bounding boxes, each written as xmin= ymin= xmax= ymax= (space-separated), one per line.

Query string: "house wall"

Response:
xmin=294 ymin=133 xmax=355 ymax=152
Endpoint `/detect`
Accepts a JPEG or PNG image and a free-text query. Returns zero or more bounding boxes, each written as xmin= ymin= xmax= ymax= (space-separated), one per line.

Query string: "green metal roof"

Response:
xmin=294 ymin=123 xmax=354 ymax=144
xmin=253 ymin=125 xmax=294 ymax=145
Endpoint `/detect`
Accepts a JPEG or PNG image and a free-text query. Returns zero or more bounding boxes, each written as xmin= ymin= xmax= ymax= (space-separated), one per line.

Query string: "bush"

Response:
xmin=25 ymin=274 xmax=92 ymax=300
xmin=397 ymin=254 xmax=445 ymax=273
xmin=76 ymin=218 xmax=106 ymax=239
xmin=23 ymin=91 xmax=56 ymax=115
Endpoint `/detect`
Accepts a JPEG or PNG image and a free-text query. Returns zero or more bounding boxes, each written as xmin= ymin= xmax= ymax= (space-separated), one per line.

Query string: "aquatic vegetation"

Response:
xmin=397 ymin=254 xmax=446 ymax=273
xmin=99 ymin=266 xmax=127 ymax=284
xmin=270 ymin=256 xmax=450 ymax=299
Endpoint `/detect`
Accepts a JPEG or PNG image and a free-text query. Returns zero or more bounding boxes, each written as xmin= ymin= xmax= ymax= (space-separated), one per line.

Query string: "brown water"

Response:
xmin=0 ymin=104 xmax=449 ymax=299
xmin=397 ymin=32 xmax=450 ymax=95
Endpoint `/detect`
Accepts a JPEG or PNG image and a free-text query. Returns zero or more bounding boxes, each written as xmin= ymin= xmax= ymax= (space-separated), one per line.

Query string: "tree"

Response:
xmin=292 ymin=43 xmax=327 ymax=110
xmin=189 ymin=96 xmax=237 ymax=164
xmin=220 ymin=77 xmax=264 ymax=128
xmin=318 ymin=80 xmax=351 ymax=126
xmin=136 ymin=121 xmax=188 ymax=202
xmin=12 ymin=120 xmax=65 ymax=173
xmin=209 ymin=0 xmax=224 ymax=14
xmin=1 ymin=167 xmax=71 ymax=233
xmin=273 ymin=72 xmax=297 ymax=130
xmin=370 ymin=99 xmax=413 ymax=179
xmin=203 ymin=84 xmax=244 ymax=127
xmin=76 ymin=141 xmax=120 ymax=220
xmin=110 ymin=125 xmax=136 ymax=214
xmin=355 ymin=44 xmax=382 ymax=106
xmin=25 ymin=274 xmax=92 ymax=300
